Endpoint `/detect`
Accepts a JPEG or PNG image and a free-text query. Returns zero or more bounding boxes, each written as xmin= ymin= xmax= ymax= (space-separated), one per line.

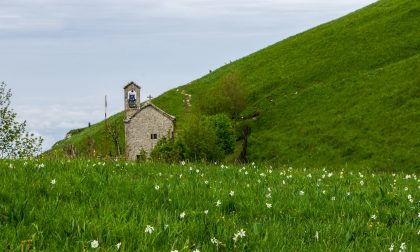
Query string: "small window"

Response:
xmin=151 ymin=133 xmax=158 ymax=139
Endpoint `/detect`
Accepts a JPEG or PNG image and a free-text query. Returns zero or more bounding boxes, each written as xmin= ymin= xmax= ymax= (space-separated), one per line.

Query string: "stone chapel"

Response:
xmin=123 ymin=82 xmax=175 ymax=160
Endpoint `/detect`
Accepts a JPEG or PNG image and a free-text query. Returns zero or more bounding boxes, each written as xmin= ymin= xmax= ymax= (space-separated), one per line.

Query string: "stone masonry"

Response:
xmin=124 ymin=82 xmax=175 ymax=160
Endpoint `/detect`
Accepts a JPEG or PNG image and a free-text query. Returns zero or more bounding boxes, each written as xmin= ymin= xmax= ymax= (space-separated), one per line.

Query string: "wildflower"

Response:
xmin=260 ymin=173 xmax=266 ymax=177
xmin=171 ymin=250 xmax=178 ymax=252
xmin=204 ymin=180 xmax=209 ymax=184
xmin=371 ymin=214 xmax=377 ymax=220
xmin=154 ymin=185 xmax=160 ymax=190
xmin=408 ymin=194 xmax=413 ymax=203
xmin=164 ymin=224 xmax=169 ymax=229
xmin=50 ymin=179 xmax=56 ymax=185
xmin=216 ymin=200 xmax=222 ymax=207
xmin=400 ymin=242 xmax=406 ymax=251
xmin=346 ymin=192 xmax=351 ymax=196
xmin=327 ymin=172 xmax=333 ymax=177
xmin=418 ymin=212 xmax=420 ymax=218
xmin=91 ymin=240 xmax=99 ymax=248
xmin=193 ymin=249 xmax=200 ymax=252
xmin=145 ymin=225 xmax=154 ymax=234
xmin=282 ymin=180 xmax=286 ymax=185
xmin=8 ymin=163 xmax=14 ymax=169
xmin=360 ymin=180 xmax=364 ymax=186
xmin=267 ymin=187 xmax=271 ymax=192
xmin=404 ymin=187 xmax=408 ymax=191
xmin=315 ymin=231 xmax=319 ymax=241
xmin=196 ymin=169 xmax=200 ymax=173
xmin=180 ymin=212 xmax=186 ymax=219
xmin=322 ymin=190 xmax=326 ymax=194
xmin=299 ymin=191 xmax=305 ymax=196
xmin=180 ymin=161 xmax=185 ymax=166
xmin=204 ymin=210 xmax=208 ymax=215
xmin=211 ymin=237 xmax=220 ymax=245
xmin=331 ymin=196 xmax=336 ymax=201
xmin=307 ymin=174 xmax=312 ymax=178
xmin=233 ymin=229 xmax=246 ymax=241
xmin=229 ymin=191 xmax=235 ymax=197
xmin=116 ymin=242 xmax=121 ymax=250
xmin=244 ymin=171 xmax=248 ymax=175
xmin=158 ymin=172 xmax=162 ymax=176
xmin=266 ymin=203 xmax=272 ymax=208
xmin=389 ymin=243 xmax=394 ymax=251
xmin=266 ymin=193 xmax=272 ymax=198
xmin=246 ymin=184 xmax=250 ymax=187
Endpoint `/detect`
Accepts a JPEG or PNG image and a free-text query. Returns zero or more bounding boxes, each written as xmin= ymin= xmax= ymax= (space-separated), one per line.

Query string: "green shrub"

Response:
xmin=205 ymin=114 xmax=235 ymax=155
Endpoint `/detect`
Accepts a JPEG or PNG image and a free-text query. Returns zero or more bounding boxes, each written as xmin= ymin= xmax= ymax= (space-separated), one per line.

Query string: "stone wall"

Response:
xmin=125 ymin=106 xmax=174 ymax=160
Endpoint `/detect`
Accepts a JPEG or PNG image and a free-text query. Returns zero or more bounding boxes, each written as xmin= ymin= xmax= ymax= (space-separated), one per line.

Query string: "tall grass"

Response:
xmin=1 ymin=160 xmax=418 ymax=251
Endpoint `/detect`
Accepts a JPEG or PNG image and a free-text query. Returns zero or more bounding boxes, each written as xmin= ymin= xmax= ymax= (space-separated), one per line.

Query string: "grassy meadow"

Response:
xmin=1 ymin=160 xmax=418 ymax=251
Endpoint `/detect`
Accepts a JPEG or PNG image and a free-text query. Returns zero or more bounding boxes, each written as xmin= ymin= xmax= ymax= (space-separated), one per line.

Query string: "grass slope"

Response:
xmin=0 ymin=160 xmax=418 ymax=251
xmin=47 ymin=0 xmax=420 ymax=170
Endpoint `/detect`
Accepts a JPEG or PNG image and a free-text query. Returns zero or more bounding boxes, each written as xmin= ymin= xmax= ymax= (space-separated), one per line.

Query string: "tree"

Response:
xmin=179 ymin=115 xmax=224 ymax=162
xmin=198 ymin=73 xmax=247 ymax=119
xmin=205 ymin=114 xmax=235 ymax=155
xmin=0 ymin=82 xmax=43 ymax=158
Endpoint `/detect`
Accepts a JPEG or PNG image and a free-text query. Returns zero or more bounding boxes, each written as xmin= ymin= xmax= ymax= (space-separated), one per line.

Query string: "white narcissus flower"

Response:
xmin=400 ymin=242 xmax=407 ymax=251
xmin=91 ymin=240 xmax=99 ymax=248
xmin=180 ymin=211 xmax=186 ymax=219
xmin=145 ymin=225 xmax=154 ymax=234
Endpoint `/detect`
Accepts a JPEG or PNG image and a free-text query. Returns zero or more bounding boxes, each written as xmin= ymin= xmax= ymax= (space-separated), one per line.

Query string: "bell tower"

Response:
xmin=123 ymin=81 xmax=141 ymax=120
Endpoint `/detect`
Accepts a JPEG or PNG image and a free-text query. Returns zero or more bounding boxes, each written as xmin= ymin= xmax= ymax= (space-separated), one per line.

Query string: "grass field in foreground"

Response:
xmin=0 ymin=160 xmax=419 ymax=251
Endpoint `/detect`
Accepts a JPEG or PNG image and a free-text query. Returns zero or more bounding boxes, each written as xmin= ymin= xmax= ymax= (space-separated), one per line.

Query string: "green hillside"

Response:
xmin=46 ymin=0 xmax=420 ymax=171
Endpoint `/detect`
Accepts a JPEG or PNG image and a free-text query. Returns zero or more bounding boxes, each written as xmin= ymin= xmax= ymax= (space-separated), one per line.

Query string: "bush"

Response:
xmin=179 ymin=115 xmax=224 ymax=162
xmin=150 ymin=137 xmax=185 ymax=163
xmin=205 ymin=114 xmax=235 ymax=154
xmin=198 ymin=73 xmax=247 ymax=119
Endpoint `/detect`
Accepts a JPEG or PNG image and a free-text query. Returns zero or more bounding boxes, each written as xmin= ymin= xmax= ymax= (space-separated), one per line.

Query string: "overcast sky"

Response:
xmin=0 ymin=0 xmax=376 ymax=150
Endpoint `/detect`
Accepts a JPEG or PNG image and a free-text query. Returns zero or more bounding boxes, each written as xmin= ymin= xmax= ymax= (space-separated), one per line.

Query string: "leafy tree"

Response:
xmin=150 ymin=137 xmax=185 ymax=163
xmin=205 ymin=114 xmax=235 ymax=154
xmin=179 ymin=115 xmax=224 ymax=162
xmin=199 ymin=73 xmax=247 ymax=118
xmin=0 ymin=82 xmax=43 ymax=158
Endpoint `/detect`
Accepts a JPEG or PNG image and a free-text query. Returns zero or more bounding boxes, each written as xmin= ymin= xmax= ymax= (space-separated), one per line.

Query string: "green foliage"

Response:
xmin=150 ymin=137 xmax=185 ymax=163
xmin=137 ymin=148 xmax=148 ymax=162
xmin=198 ymin=73 xmax=247 ymax=119
xmin=205 ymin=114 xmax=235 ymax=155
xmin=0 ymin=160 xmax=418 ymax=251
xmin=179 ymin=115 xmax=224 ymax=162
xmin=0 ymin=82 xmax=43 ymax=158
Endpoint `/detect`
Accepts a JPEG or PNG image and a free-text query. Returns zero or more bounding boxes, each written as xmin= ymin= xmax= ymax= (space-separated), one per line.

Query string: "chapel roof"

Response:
xmin=123 ymin=81 xmax=141 ymax=90
xmin=125 ymin=102 xmax=176 ymax=122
